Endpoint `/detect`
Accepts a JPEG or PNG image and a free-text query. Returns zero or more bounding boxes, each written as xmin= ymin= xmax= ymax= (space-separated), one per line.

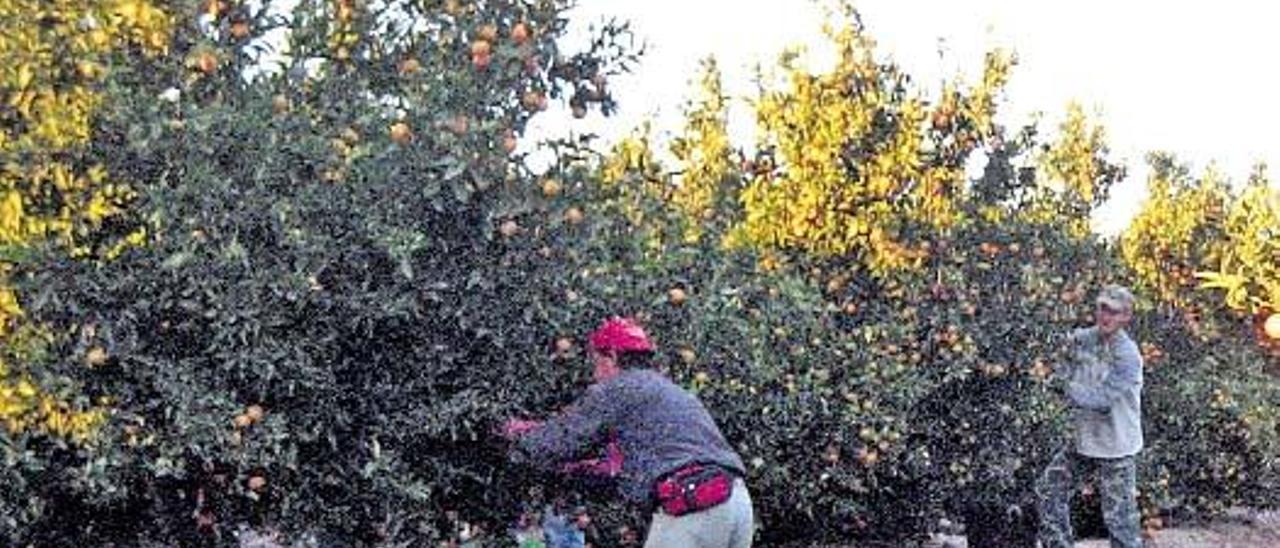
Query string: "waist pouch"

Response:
xmin=653 ymin=463 xmax=734 ymax=516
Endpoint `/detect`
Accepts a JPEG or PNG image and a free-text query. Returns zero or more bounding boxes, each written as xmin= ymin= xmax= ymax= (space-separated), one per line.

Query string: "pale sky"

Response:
xmin=528 ymin=0 xmax=1280 ymax=236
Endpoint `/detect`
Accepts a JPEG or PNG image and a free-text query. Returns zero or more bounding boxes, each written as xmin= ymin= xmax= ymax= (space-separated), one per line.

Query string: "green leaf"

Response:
xmin=452 ymin=181 xmax=473 ymax=203
xmin=0 ymin=244 xmax=38 ymax=264
xmin=161 ymin=251 xmax=193 ymax=270
xmin=442 ymin=159 xmax=467 ymax=182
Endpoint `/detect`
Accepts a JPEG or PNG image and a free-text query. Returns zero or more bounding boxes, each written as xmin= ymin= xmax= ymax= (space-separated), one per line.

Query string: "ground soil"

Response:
xmin=917 ymin=508 xmax=1280 ymax=548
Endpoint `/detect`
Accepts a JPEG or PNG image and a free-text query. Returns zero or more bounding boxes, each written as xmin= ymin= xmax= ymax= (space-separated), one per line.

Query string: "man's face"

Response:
xmin=589 ymin=347 xmax=619 ymax=383
xmin=1095 ymin=302 xmax=1132 ymax=336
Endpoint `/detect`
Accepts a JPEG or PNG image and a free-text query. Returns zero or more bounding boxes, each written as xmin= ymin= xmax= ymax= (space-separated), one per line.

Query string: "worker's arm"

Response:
xmin=1067 ymin=343 xmax=1143 ymax=413
xmin=560 ymin=438 xmax=623 ymax=478
xmin=511 ymin=382 xmax=620 ymax=467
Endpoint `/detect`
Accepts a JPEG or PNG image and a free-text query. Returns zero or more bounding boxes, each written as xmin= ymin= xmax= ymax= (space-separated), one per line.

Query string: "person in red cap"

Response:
xmin=504 ymin=317 xmax=754 ymax=548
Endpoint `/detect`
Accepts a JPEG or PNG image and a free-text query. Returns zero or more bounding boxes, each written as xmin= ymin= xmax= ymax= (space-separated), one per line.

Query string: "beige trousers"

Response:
xmin=644 ymin=478 xmax=754 ymax=548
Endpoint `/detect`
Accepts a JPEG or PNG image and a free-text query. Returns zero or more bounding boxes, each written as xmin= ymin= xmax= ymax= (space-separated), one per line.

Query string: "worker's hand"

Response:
xmin=501 ymin=418 xmax=542 ymax=439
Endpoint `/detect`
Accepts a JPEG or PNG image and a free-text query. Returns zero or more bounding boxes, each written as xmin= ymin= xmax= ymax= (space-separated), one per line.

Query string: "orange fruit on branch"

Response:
xmin=470 ymin=40 xmax=492 ymax=68
xmin=931 ymin=110 xmax=951 ymax=130
xmin=398 ymin=58 xmax=421 ymax=75
xmin=205 ymin=0 xmax=226 ymax=18
xmin=555 ymin=337 xmax=574 ymax=354
xmin=84 ymin=346 xmax=109 ymax=368
xmin=271 ymin=94 xmax=291 ymax=115
xmin=564 ymin=207 xmax=585 ymax=225
xmin=678 ymin=348 xmax=697 ymax=364
xmin=498 ymin=219 xmax=520 ymax=237
xmin=245 ymin=404 xmax=265 ymax=423
xmin=389 ymin=122 xmax=413 ymax=145
xmin=229 ymin=20 xmax=251 ymax=39
xmin=195 ymin=51 xmax=218 ymax=74
xmin=511 ymin=22 xmax=531 ymax=45
xmin=540 ymin=178 xmax=561 ymax=197
xmin=1264 ymin=313 xmax=1280 ymax=340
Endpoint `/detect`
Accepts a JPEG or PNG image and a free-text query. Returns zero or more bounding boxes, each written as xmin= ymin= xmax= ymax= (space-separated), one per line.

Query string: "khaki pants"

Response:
xmin=644 ymin=478 xmax=754 ymax=548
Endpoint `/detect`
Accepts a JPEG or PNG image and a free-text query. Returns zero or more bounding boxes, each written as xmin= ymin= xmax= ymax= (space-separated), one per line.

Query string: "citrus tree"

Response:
xmin=6 ymin=0 xmax=639 ymax=543
xmin=0 ymin=0 xmax=171 ymax=453
xmin=1122 ymin=155 xmax=1280 ymax=356
xmin=1119 ymin=154 xmax=1280 ymax=530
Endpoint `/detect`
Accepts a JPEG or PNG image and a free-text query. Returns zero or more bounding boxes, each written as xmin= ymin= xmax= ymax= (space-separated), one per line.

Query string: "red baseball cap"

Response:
xmin=587 ymin=317 xmax=655 ymax=354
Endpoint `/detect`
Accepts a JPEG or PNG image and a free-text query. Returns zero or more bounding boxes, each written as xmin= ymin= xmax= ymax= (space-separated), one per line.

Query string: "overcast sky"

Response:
xmin=527 ymin=0 xmax=1280 ymax=236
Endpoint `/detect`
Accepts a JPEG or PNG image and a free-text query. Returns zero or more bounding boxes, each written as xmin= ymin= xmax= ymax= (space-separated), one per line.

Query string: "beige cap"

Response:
xmin=1096 ymin=284 xmax=1136 ymax=311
